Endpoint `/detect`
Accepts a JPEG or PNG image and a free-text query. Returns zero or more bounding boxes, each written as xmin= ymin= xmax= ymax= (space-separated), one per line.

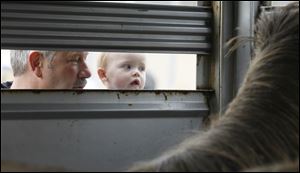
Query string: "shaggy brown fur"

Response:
xmin=129 ymin=2 xmax=299 ymax=172
xmin=245 ymin=159 xmax=299 ymax=172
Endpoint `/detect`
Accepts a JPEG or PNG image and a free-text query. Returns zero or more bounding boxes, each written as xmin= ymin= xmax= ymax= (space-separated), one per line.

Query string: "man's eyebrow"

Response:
xmin=68 ymin=52 xmax=87 ymax=59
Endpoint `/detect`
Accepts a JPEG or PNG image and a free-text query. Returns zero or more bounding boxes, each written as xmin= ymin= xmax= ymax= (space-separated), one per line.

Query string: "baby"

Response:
xmin=97 ymin=53 xmax=146 ymax=90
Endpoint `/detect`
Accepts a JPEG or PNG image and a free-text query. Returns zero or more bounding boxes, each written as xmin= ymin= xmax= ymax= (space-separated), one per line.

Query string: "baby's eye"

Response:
xmin=124 ymin=64 xmax=131 ymax=70
xmin=139 ymin=66 xmax=145 ymax=71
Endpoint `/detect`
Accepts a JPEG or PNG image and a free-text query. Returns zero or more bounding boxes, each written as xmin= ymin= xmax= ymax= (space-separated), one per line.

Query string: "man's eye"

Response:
xmin=70 ymin=59 xmax=79 ymax=63
xmin=68 ymin=56 xmax=81 ymax=63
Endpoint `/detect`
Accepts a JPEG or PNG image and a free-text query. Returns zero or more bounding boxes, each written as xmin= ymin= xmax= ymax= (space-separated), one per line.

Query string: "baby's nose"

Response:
xmin=132 ymin=69 xmax=141 ymax=77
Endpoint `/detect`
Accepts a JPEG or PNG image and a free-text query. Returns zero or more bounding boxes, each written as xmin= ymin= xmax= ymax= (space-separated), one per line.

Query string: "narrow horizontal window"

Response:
xmin=1 ymin=49 xmax=197 ymax=90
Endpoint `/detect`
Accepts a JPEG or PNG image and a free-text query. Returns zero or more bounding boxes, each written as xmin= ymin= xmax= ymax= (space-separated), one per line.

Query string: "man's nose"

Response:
xmin=79 ymin=63 xmax=91 ymax=78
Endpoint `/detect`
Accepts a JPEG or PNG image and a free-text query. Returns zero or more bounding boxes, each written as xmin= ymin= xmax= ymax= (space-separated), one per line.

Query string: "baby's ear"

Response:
xmin=97 ymin=68 xmax=108 ymax=84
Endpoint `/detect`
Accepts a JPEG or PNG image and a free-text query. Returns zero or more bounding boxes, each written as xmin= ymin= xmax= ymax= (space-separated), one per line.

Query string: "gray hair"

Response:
xmin=10 ymin=50 xmax=56 ymax=76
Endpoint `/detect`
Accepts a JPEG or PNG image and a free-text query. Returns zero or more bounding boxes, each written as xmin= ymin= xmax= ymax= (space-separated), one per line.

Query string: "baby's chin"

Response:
xmin=124 ymin=85 xmax=143 ymax=90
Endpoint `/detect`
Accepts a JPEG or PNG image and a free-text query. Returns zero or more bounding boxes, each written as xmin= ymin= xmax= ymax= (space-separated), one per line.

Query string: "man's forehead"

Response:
xmin=62 ymin=51 xmax=88 ymax=56
xmin=56 ymin=51 xmax=88 ymax=59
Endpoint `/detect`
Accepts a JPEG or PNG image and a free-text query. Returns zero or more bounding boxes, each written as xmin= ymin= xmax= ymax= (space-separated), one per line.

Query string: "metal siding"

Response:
xmin=1 ymin=91 xmax=208 ymax=171
xmin=1 ymin=90 xmax=209 ymax=119
xmin=1 ymin=1 xmax=212 ymax=54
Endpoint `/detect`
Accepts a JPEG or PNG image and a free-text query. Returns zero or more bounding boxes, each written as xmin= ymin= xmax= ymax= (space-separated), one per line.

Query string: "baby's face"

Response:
xmin=105 ymin=53 xmax=146 ymax=90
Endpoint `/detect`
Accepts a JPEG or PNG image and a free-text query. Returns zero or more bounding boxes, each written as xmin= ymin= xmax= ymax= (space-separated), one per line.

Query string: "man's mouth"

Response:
xmin=73 ymin=80 xmax=87 ymax=89
xmin=73 ymin=86 xmax=84 ymax=89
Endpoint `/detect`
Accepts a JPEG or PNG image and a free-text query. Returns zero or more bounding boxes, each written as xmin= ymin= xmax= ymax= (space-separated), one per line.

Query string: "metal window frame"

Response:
xmin=1 ymin=90 xmax=209 ymax=120
xmin=209 ymin=1 xmax=260 ymax=115
xmin=1 ymin=1 xmax=214 ymax=118
xmin=1 ymin=1 xmax=214 ymax=117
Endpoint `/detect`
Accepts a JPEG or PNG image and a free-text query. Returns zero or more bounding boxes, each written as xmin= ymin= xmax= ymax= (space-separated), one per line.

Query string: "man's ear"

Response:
xmin=29 ymin=52 xmax=43 ymax=78
xmin=97 ymin=68 xmax=108 ymax=85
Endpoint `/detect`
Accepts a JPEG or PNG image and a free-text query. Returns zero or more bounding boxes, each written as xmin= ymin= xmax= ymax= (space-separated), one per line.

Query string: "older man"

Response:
xmin=1 ymin=50 xmax=91 ymax=89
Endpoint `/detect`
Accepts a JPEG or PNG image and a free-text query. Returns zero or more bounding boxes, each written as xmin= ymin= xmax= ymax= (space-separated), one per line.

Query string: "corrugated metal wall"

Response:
xmin=1 ymin=1 xmax=212 ymax=54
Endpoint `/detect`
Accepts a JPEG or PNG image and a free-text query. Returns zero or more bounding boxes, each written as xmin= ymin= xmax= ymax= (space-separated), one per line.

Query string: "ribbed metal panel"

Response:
xmin=1 ymin=1 xmax=212 ymax=54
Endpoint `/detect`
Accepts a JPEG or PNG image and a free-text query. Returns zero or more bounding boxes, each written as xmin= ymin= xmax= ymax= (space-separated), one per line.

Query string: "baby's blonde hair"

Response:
xmin=98 ymin=52 xmax=146 ymax=69
xmin=97 ymin=52 xmax=110 ymax=69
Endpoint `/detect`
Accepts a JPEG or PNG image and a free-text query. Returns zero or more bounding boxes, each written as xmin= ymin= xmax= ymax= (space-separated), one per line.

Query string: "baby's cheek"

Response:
xmin=113 ymin=77 xmax=129 ymax=88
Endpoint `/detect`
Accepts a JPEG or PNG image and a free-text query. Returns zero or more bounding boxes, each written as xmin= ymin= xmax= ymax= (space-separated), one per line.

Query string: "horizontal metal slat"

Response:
xmin=3 ymin=1 xmax=211 ymax=12
xmin=2 ymin=12 xmax=207 ymax=27
xmin=2 ymin=21 xmax=210 ymax=35
xmin=2 ymin=39 xmax=210 ymax=55
xmin=2 ymin=3 xmax=212 ymax=20
xmin=2 ymin=43 xmax=209 ymax=54
xmin=1 ymin=90 xmax=209 ymax=119
xmin=1 ymin=1 xmax=212 ymax=54
xmin=1 ymin=30 xmax=208 ymax=42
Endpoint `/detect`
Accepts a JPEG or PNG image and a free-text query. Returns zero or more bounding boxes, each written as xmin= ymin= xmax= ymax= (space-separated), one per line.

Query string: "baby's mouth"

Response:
xmin=130 ymin=79 xmax=140 ymax=86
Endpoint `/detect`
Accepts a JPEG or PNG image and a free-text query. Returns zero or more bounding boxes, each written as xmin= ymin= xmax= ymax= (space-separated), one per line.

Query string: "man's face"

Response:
xmin=105 ymin=53 xmax=146 ymax=90
xmin=41 ymin=51 xmax=91 ymax=89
